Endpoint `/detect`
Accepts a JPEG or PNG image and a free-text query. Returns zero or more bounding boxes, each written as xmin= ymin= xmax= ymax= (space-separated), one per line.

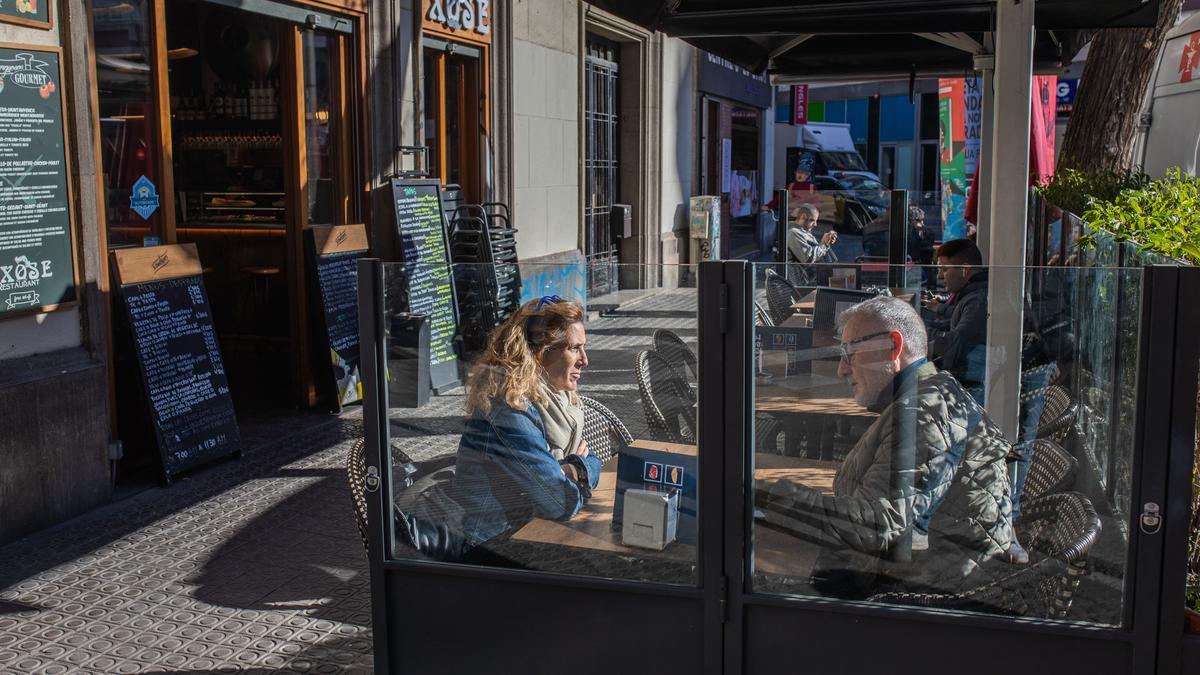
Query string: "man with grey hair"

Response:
xmin=758 ymin=296 xmax=1020 ymax=600
xmin=787 ymin=203 xmax=837 ymax=266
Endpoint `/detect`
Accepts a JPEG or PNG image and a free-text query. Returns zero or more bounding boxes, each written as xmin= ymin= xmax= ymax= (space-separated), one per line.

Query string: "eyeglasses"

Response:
xmin=838 ymin=331 xmax=893 ymax=364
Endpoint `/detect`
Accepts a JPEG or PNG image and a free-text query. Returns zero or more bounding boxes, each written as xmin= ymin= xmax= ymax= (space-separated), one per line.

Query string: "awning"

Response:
xmin=585 ymin=0 xmax=1160 ymax=75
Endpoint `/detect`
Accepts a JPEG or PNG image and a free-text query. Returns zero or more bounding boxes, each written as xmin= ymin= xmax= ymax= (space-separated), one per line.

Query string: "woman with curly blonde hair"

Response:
xmin=452 ymin=295 xmax=601 ymax=550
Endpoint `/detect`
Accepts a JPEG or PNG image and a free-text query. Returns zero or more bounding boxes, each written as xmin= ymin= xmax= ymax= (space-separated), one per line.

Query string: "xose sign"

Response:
xmin=0 ymin=45 xmax=75 ymax=317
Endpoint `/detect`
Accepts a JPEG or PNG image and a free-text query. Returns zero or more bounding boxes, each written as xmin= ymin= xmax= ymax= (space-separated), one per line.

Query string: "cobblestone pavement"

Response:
xmin=0 ymin=288 xmax=700 ymax=674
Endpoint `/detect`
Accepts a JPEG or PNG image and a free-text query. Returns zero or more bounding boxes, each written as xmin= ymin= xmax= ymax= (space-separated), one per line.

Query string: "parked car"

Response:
xmin=807 ymin=174 xmax=889 ymax=234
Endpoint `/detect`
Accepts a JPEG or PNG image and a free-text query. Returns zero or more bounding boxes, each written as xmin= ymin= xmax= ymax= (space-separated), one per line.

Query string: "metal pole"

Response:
xmin=974 ymin=51 xmax=995 ymax=255
xmin=983 ymin=0 xmax=1034 ymax=441
xmin=888 ymin=189 xmax=910 ymax=288
xmin=773 ymin=188 xmax=790 ymax=264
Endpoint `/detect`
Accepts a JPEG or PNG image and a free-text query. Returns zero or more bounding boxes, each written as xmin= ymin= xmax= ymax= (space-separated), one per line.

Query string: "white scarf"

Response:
xmin=533 ymin=382 xmax=583 ymax=461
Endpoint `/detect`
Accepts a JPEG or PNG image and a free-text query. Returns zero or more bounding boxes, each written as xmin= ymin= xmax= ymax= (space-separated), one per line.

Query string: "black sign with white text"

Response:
xmin=117 ymin=275 xmax=241 ymax=479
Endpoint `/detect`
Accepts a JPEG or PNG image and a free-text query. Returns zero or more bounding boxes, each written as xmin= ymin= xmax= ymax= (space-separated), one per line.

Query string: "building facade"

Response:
xmin=0 ymin=0 xmax=700 ymax=544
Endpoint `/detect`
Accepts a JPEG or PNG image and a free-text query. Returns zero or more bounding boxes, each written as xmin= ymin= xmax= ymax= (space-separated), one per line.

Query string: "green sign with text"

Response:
xmin=0 ymin=46 xmax=75 ymax=316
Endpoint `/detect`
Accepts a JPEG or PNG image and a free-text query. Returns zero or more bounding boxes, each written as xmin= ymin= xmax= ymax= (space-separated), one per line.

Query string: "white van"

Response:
xmin=1133 ymin=11 xmax=1200 ymax=176
xmin=773 ymin=122 xmax=881 ymax=184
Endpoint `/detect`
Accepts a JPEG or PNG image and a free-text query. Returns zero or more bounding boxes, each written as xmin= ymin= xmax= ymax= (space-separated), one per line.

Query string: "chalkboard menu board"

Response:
xmin=0 ymin=1 xmax=51 ymax=30
xmin=112 ymin=244 xmax=242 ymax=482
xmin=0 ymin=46 xmax=75 ymax=316
xmin=305 ymin=224 xmax=368 ymax=410
xmin=390 ymin=178 xmax=460 ymax=393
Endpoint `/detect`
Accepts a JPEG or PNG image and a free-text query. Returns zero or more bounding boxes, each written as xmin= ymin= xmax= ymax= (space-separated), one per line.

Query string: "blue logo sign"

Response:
xmin=130 ymin=175 xmax=159 ymax=220
xmin=1056 ymin=79 xmax=1078 ymax=106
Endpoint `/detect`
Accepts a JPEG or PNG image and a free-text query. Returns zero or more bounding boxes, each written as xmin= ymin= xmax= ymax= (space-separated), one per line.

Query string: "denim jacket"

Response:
xmin=453 ymin=400 xmax=602 ymax=548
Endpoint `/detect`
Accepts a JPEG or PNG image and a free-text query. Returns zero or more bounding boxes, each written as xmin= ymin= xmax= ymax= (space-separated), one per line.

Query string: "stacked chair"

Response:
xmin=446 ymin=195 xmax=523 ymax=356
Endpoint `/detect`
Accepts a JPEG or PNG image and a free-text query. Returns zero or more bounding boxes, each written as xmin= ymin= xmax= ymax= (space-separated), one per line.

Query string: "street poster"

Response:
xmin=0 ymin=46 xmax=75 ymax=316
xmin=938 ymin=78 xmax=973 ymax=241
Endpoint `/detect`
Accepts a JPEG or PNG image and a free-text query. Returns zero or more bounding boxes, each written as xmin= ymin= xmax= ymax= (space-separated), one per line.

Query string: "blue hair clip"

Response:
xmin=526 ymin=295 xmax=563 ymax=340
xmin=534 ymin=295 xmax=563 ymax=311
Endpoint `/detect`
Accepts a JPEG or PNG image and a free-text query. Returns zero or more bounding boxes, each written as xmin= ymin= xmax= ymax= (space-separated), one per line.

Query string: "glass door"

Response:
xmin=93 ymin=0 xmax=171 ymax=249
xmin=423 ymin=38 xmax=483 ymax=202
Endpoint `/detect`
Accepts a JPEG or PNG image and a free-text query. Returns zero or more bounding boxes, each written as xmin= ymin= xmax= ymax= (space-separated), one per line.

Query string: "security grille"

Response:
xmin=584 ymin=38 xmax=620 ymax=299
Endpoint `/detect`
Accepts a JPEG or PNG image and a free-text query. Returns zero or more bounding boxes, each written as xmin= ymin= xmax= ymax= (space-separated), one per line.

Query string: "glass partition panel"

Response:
xmin=381 ymin=263 xmax=700 ymax=585
xmin=749 ymin=261 xmax=1142 ymax=627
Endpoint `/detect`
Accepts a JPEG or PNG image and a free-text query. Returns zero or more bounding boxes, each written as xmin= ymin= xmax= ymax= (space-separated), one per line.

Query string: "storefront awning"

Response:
xmin=586 ymin=0 xmax=1160 ymax=74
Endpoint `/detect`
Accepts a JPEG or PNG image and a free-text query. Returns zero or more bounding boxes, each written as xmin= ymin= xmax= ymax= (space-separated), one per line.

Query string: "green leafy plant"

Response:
xmin=1037 ymin=167 xmax=1151 ymax=217
xmin=1078 ymin=169 xmax=1200 ymax=264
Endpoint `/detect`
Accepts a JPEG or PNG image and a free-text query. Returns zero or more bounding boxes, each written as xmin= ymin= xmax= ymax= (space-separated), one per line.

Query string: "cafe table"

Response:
xmin=510 ymin=440 xmax=839 ymax=580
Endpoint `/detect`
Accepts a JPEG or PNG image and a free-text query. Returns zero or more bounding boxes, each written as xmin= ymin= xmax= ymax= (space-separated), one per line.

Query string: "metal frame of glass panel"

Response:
xmin=357 ymin=258 xmax=1200 ymax=675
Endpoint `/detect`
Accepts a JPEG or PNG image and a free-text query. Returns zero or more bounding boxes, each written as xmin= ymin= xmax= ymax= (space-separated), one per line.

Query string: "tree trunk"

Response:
xmin=1057 ymin=0 xmax=1184 ymax=175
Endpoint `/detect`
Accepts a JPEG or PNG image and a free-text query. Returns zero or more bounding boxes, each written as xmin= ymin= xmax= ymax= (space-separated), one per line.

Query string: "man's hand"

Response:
xmin=573 ymin=439 xmax=589 ymax=457
xmin=821 ymin=230 xmax=838 ymax=246
xmin=922 ymin=297 xmax=943 ymax=311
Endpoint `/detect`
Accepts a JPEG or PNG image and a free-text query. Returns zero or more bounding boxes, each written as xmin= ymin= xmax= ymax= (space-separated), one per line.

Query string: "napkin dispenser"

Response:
xmin=621 ymin=488 xmax=679 ymax=551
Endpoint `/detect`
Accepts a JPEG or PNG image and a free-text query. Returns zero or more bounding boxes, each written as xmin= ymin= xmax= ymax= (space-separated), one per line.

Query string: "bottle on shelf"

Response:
xmin=267 ymin=79 xmax=278 ymax=120
xmin=211 ymin=85 xmax=224 ymax=120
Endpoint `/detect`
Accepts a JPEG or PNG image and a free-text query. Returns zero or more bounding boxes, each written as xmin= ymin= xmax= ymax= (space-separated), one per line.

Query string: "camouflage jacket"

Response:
xmin=760 ymin=361 xmax=1016 ymax=599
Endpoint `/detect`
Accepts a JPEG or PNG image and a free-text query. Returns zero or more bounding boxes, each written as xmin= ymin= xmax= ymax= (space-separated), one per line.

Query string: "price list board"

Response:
xmin=305 ymin=224 xmax=368 ymax=410
xmin=390 ymin=179 xmax=460 ymax=393
xmin=0 ymin=46 xmax=76 ymax=316
xmin=112 ymin=244 xmax=242 ymax=482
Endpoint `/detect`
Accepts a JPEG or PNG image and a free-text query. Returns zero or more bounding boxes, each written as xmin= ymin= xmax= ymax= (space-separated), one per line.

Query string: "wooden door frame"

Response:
xmin=89 ymin=0 xmax=366 ymax=412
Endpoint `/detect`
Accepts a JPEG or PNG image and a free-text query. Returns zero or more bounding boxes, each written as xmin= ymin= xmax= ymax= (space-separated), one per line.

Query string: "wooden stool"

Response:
xmin=239 ymin=265 xmax=281 ymax=336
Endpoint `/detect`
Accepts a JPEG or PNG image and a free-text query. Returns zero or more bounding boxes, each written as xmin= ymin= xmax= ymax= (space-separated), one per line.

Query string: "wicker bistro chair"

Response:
xmin=868 ymin=492 xmax=1102 ymax=620
xmin=1021 ymin=439 xmax=1078 ymax=504
xmin=754 ymin=300 xmax=775 ymax=327
xmin=347 ymin=438 xmax=373 ymax=553
xmin=654 ymin=328 xmax=698 ymax=384
xmin=580 ymin=395 xmax=634 ymax=464
xmin=1036 ymin=385 xmax=1078 ymax=444
xmin=635 ymin=350 xmax=697 ymax=444
xmin=764 ymin=269 xmax=801 ymax=325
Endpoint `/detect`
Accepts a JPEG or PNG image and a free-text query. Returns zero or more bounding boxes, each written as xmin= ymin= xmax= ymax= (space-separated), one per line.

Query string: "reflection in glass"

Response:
xmin=752 ymin=262 xmax=1137 ymax=627
xmin=93 ymin=0 xmax=159 ymax=248
xmin=302 ymin=31 xmax=334 ymax=224
xmin=383 ymin=264 xmax=700 ymax=585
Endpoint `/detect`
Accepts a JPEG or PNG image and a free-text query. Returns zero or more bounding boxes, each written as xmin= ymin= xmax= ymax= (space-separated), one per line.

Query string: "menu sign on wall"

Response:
xmin=0 ymin=0 xmax=51 ymax=30
xmin=390 ymin=178 xmax=461 ymax=394
xmin=113 ymin=244 xmax=242 ymax=483
xmin=0 ymin=46 xmax=74 ymax=316
xmin=305 ymin=224 xmax=369 ymax=410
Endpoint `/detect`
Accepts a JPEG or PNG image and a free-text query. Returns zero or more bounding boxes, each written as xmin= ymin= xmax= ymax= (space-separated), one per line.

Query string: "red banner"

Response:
xmin=1030 ymin=75 xmax=1057 ymax=185
xmin=792 ymin=85 xmax=808 ymax=125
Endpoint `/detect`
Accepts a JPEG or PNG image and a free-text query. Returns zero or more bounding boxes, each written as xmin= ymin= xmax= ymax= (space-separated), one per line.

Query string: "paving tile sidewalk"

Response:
xmin=0 ymin=412 xmax=373 ymax=674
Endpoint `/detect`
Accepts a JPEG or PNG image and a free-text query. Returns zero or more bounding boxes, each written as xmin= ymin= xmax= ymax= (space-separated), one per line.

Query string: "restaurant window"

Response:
xmin=94 ymin=0 xmax=164 ymax=249
xmin=423 ymin=38 xmax=483 ymax=203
